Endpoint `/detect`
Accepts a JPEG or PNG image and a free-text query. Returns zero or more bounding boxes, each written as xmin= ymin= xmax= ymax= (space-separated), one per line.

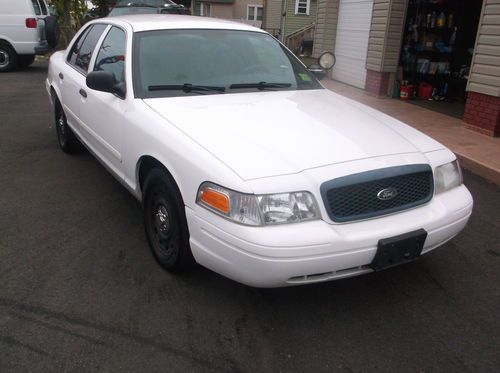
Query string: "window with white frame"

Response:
xmin=295 ymin=0 xmax=310 ymax=15
xmin=247 ymin=5 xmax=263 ymax=21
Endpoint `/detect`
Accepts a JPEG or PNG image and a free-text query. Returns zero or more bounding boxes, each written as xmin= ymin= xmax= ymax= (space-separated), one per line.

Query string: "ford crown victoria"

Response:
xmin=46 ymin=15 xmax=473 ymax=287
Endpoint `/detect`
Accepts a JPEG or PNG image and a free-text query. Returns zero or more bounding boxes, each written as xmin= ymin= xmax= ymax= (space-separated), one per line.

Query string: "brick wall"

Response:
xmin=364 ymin=70 xmax=390 ymax=97
xmin=463 ymin=92 xmax=500 ymax=137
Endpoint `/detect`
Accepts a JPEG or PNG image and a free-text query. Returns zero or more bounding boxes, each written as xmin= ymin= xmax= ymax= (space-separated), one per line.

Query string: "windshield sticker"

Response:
xmin=299 ymin=73 xmax=312 ymax=81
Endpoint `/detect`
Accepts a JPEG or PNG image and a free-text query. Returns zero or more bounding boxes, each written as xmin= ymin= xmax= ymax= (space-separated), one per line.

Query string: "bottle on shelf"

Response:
xmin=412 ymin=24 xmax=419 ymax=43
xmin=448 ymin=14 xmax=453 ymax=28
xmin=431 ymin=11 xmax=437 ymax=28
xmin=437 ymin=12 xmax=446 ymax=28
xmin=427 ymin=13 xmax=432 ymax=28
xmin=449 ymin=27 xmax=457 ymax=46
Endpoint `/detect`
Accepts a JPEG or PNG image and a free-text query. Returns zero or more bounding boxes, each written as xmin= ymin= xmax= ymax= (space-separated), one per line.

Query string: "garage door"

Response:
xmin=332 ymin=0 xmax=374 ymax=89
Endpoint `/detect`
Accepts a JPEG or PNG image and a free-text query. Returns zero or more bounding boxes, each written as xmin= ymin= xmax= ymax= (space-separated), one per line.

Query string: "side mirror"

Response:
xmin=308 ymin=51 xmax=336 ymax=81
xmin=308 ymin=64 xmax=327 ymax=81
xmin=86 ymin=71 xmax=125 ymax=99
xmin=318 ymin=51 xmax=336 ymax=70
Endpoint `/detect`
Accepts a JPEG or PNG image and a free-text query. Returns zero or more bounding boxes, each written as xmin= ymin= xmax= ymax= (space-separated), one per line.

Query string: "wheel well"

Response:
xmin=50 ymin=87 xmax=61 ymax=111
xmin=50 ymin=87 xmax=58 ymax=103
xmin=138 ymin=156 xmax=178 ymax=195
xmin=0 ymin=39 xmax=12 ymax=48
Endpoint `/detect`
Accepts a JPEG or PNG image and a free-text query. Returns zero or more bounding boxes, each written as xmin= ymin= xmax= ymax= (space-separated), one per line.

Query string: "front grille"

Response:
xmin=321 ymin=164 xmax=433 ymax=222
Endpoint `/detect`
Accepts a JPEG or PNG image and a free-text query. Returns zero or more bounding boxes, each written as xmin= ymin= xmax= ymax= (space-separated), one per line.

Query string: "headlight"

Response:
xmin=434 ymin=160 xmax=463 ymax=194
xmin=196 ymin=182 xmax=320 ymax=226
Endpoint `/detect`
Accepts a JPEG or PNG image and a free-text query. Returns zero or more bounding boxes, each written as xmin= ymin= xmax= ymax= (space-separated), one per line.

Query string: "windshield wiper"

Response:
xmin=229 ymin=82 xmax=292 ymax=90
xmin=148 ymin=84 xmax=225 ymax=94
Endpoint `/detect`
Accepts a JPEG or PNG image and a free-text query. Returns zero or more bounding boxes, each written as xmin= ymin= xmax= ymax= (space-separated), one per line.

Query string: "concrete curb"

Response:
xmin=456 ymin=154 xmax=500 ymax=187
xmin=35 ymin=55 xmax=49 ymax=61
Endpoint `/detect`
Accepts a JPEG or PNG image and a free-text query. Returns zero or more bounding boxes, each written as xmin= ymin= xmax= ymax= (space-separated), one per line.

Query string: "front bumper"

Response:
xmin=186 ymin=185 xmax=473 ymax=287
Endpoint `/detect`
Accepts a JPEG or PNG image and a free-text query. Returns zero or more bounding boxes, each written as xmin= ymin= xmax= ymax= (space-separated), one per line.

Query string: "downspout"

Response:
xmin=262 ymin=0 xmax=267 ymax=29
xmin=281 ymin=0 xmax=286 ymax=42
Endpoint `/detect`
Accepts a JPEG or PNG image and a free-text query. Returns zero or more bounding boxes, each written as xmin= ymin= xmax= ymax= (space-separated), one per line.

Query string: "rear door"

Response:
xmin=31 ymin=0 xmax=47 ymax=43
xmin=60 ymin=23 xmax=107 ymax=134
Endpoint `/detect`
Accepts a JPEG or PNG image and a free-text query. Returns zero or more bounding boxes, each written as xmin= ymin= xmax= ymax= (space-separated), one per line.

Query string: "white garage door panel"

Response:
xmin=335 ymin=32 xmax=371 ymax=59
xmin=336 ymin=5 xmax=373 ymax=30
xmin=334 ymin=56 xmax=368 ymax=89
xmin=332 ymin=0 xmax=374 ymax=89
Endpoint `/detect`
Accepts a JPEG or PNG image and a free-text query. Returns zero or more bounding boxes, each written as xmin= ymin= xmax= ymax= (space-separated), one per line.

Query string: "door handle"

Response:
xmin=79 ymin=89 xmax=87 ymax=98
xmin=58 ymin=72 xmax=64 ymax=80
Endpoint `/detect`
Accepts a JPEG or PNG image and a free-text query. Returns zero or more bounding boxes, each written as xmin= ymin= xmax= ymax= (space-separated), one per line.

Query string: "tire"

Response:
xmin=143 ymin=169 xmax=195 ymax=272
xmin=18 ymin=54 xmax=35 ymax=68
xmin=0 ymin=43 xmax=18 ymax=72
xmin=45 ymin=16 xmax=60 ymax=48
xmin=54 ymin=100 xmax=83 ymax=154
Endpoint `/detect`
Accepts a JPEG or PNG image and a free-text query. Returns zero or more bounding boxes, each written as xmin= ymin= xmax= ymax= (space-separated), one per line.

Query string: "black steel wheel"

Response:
xmin=54 ymin=100 xmax=82 ymax=154
xmin=143 ymin=169 xmax=194 ymax=272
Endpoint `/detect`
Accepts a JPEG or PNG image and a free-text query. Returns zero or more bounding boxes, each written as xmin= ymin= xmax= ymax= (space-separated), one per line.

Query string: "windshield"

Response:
xmin=133 ymin=29 xmax=322 ymax=98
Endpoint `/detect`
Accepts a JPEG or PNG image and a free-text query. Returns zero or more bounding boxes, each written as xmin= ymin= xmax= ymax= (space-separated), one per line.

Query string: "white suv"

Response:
xmin=0 ymin=0 xmax=58 ymax=71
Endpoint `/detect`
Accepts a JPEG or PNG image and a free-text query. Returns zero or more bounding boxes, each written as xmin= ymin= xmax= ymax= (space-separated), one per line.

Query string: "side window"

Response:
xmin=70 ymin=24 xmax=107 ymax=74
xmin=67 ymin=26 xmax=93 ymax=65
xmin=295 ymin=0 xmax=310 ymax=15
xmin=94 ymin=27 xmax=126 ymax=84
xmin=31 ymin=0 xmax=41 ymax=15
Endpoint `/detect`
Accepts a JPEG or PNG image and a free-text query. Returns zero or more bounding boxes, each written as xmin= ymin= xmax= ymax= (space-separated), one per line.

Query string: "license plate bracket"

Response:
xmin=370 ymin=229 xmax=427 ymax=271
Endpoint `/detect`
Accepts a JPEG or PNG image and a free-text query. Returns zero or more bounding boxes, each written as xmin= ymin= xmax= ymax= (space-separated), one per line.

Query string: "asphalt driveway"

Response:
xmin=0 ymin=62 xmax=499 ymax=372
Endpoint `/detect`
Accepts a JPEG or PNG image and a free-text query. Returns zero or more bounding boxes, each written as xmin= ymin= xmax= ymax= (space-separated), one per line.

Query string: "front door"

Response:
xmin=78 ymin=26 xmax=127 ymax=179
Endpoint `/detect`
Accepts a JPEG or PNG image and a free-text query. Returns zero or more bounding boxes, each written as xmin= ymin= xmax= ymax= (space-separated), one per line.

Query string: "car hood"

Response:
xmin=144 ymin=89 xmax=443 ymax=180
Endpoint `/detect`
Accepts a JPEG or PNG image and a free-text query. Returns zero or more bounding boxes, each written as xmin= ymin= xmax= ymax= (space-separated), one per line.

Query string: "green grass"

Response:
xmin=298 ymin=56 xmax=316 ymax=67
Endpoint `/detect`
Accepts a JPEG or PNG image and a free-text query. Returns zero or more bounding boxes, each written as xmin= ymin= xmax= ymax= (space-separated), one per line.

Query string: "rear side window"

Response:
xmin=94 ymin=27 xmax=127 ymax=84
xmin=67 ymin=24 xmax=107 ymax=74
xmin=31 ymin=0 xmax=41 ymax=15
xmin=67 ymin=26 xmax=93 ymax=66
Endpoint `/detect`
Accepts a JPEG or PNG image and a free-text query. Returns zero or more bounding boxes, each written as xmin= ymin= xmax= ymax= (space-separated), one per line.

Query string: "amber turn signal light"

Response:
xmin=199 ymin=188 xmax=230 ymax=214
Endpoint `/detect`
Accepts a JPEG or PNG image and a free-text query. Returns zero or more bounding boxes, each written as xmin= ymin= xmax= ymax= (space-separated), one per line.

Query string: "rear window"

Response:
xmin=109 ymin=7 xmax=159 ymax=16
xmin=115 ymin=0 xmax=175 ymax=5
xmin=39 ymin=0 xmax=48 ymax=15
xmin=31 ymin=0 xmax=41 ymax=15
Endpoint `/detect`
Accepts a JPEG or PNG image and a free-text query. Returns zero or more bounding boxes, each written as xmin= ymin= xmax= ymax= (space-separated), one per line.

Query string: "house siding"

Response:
xmin=312 ymin=0 xmax=339 ymax=57
xmin=467 ymin=0 xmax=500 ymax=97
xmin=284 ymin=0 xmax=318 ymax=37
xmin=212 ymin=3 xmax=234 ymax=18
xmin=262 ymin=0 xmax=282 ymax=36
xmin=366 ymin=0 xmax=407 ymax=72
xmin=233 ymin=0 xmax=264 ymax=20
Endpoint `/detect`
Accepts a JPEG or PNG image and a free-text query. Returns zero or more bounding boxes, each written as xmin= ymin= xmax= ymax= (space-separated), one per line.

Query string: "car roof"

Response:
xmin=105 ymin=14 xmax=267 ymax=33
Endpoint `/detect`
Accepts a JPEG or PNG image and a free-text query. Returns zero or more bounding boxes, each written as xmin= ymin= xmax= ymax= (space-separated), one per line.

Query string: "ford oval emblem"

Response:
xmin=377 ymin=187 xmax=398 ymax=201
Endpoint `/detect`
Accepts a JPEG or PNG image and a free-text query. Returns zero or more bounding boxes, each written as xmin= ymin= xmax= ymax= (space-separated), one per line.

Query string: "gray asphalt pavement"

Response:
xmin=1 ymin=62 xmax=499 ymax=372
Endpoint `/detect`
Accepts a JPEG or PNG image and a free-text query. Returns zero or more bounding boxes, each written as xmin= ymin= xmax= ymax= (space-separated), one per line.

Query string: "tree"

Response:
xmin=92 ymin=0 xmax=118 ymax=14
xmin=48 ymin=0 xmax=89 ymax=46
xmin=47 ymin=0 xmax=119 ymax=47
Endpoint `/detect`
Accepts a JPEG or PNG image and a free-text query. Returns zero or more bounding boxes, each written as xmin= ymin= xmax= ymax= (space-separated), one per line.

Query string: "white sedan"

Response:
xmin=46 ymin=15 xmax=473 ymax=287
